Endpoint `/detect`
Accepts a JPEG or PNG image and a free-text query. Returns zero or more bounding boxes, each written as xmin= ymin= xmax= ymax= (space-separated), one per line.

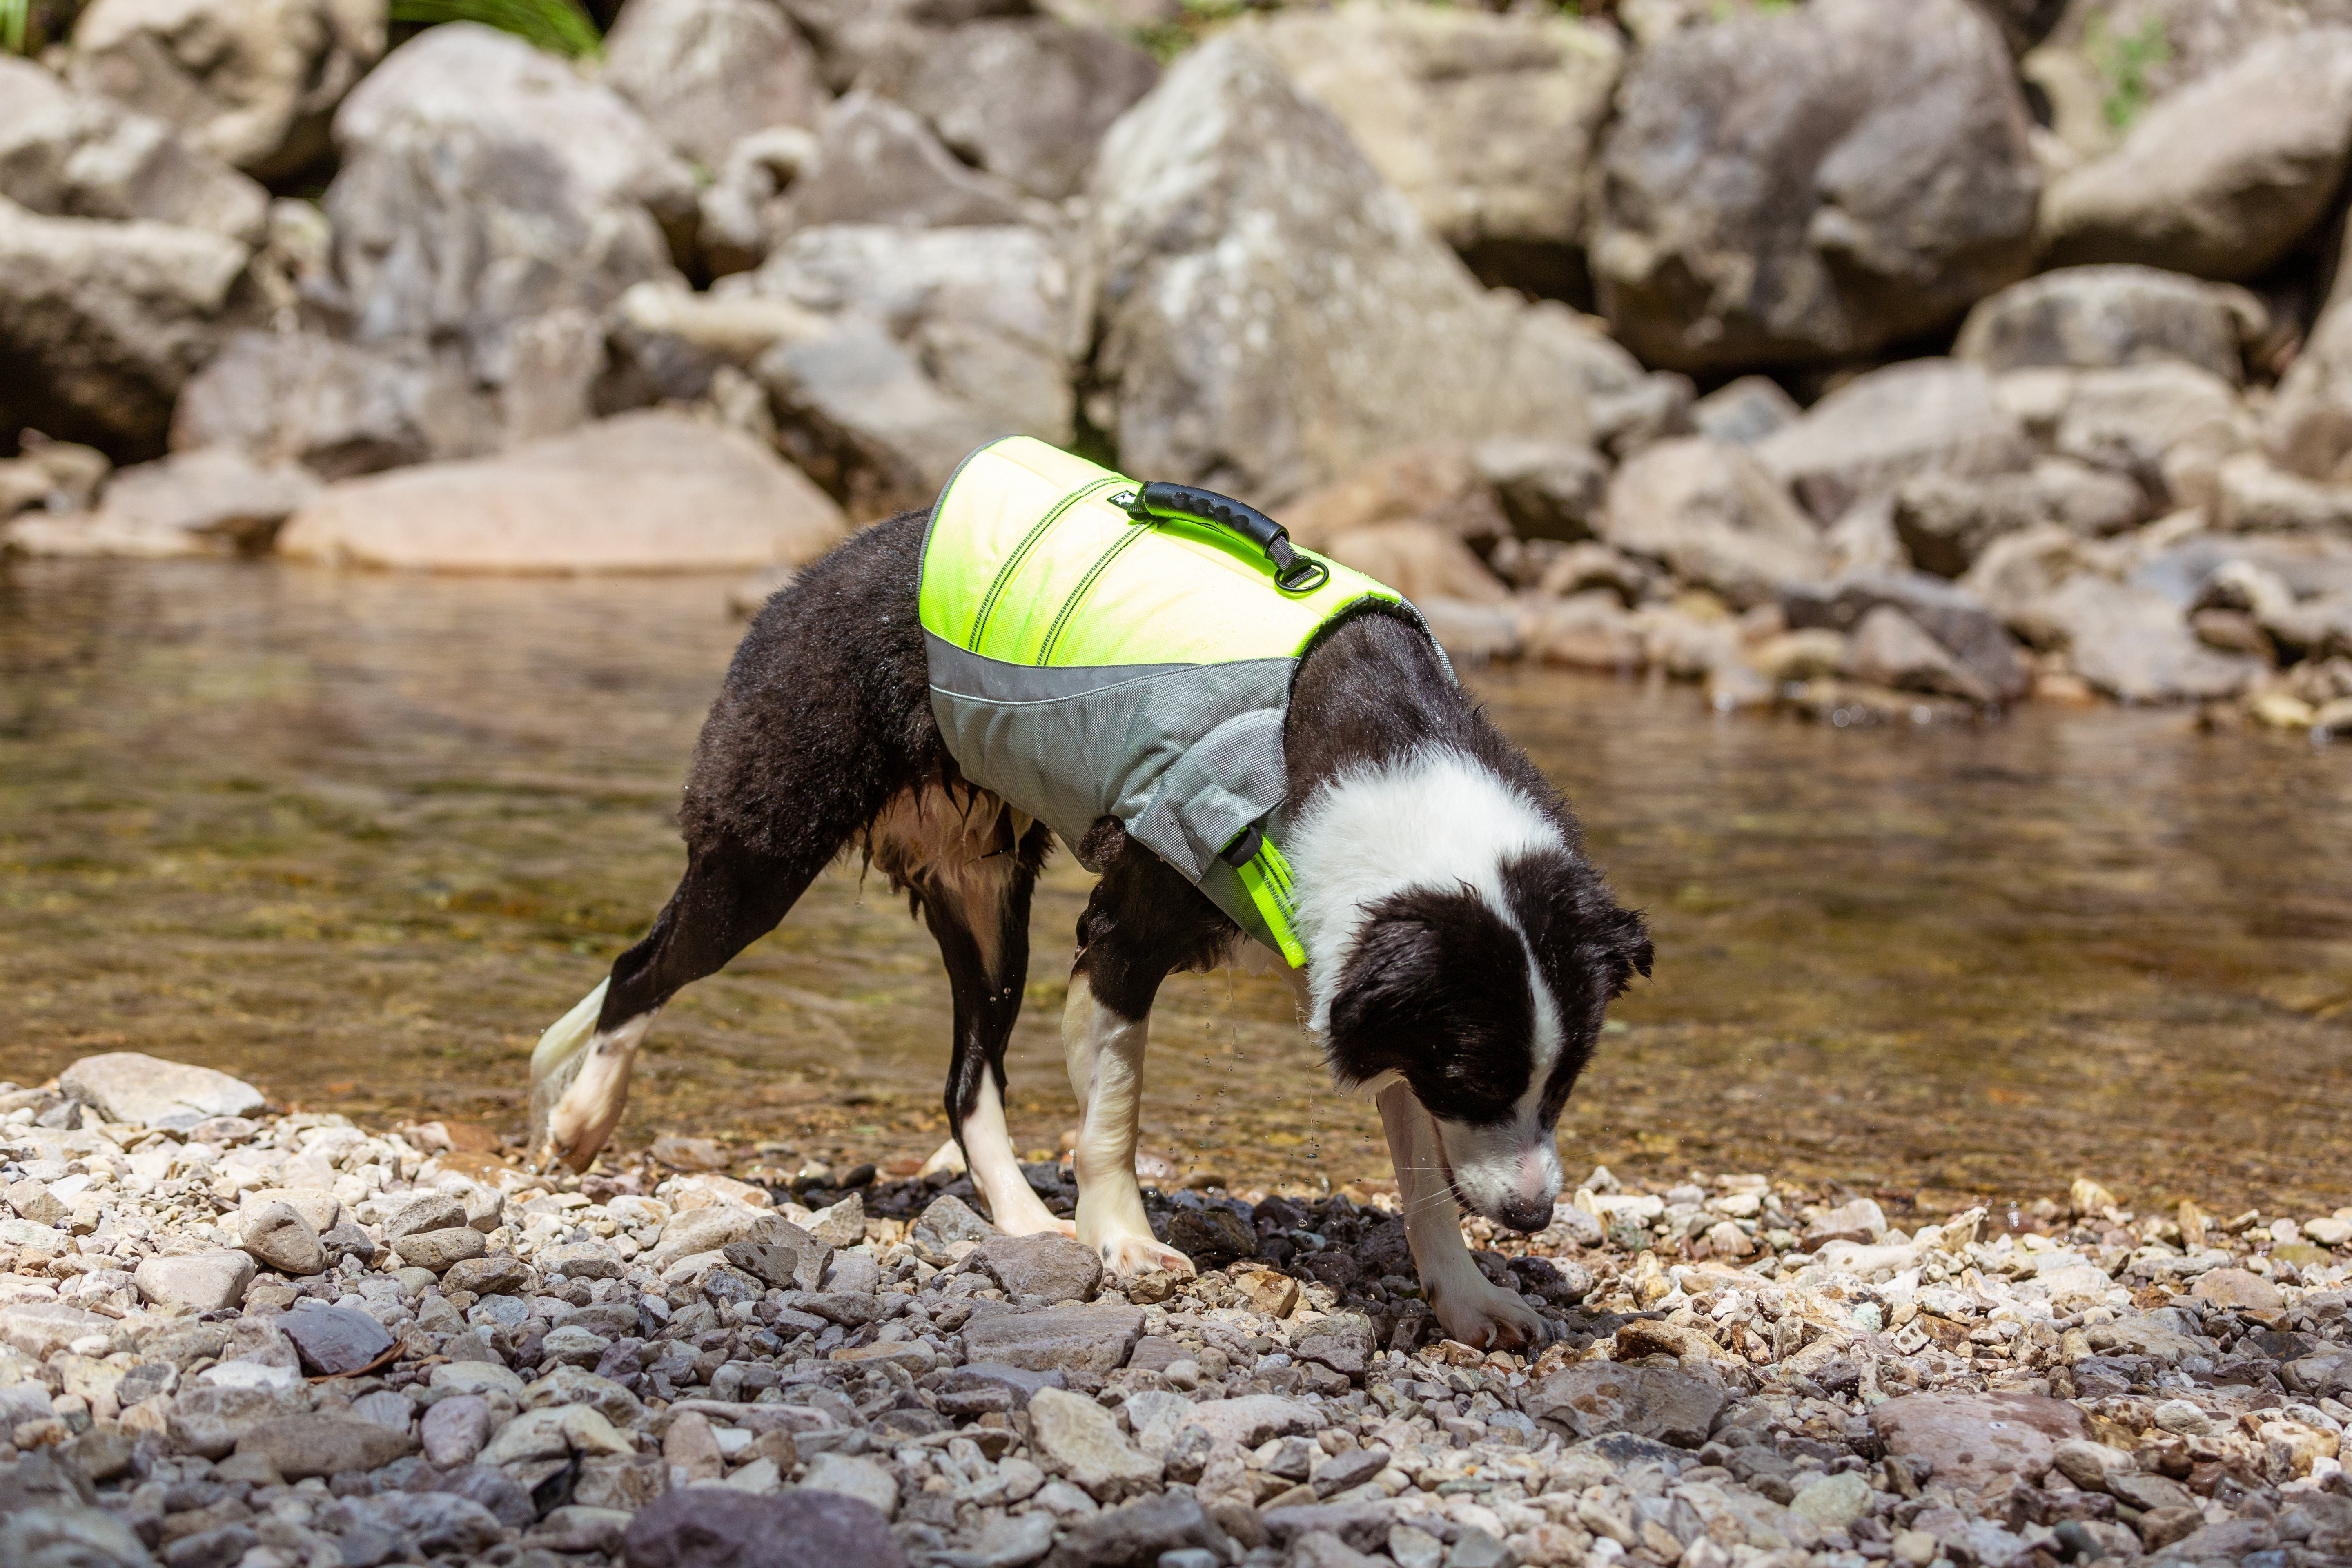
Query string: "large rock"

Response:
xmin=13 ymin=446 xmax=319 ymax=559
xmin=133 ymin=1251 xmax=253 ymax=1313
xmin=277 ymin=409 xmax=848 ymax=573
xmin=0 ymin=199 xmax=249 ymax=457
xmin=621 ymin=1487 xmax=905 ymax=1568
xmin=325 ymin=24 xmax=691 ymax=363
xmin=240 ymin=1200 xmax=327 ymax=1276
xmin=959 ymin=1302 xmax=1144 ymax=1386
xmin=168 ymin=1383 xmax=304 ymax=1459
xmin=236 ymin=1414 xmax=415 ymax=1479
xmin=784 ymin=93 xmax=1035 ymax=234
xmin=1591 ymin=0 xmax=2039 ymax=371
xmin=68 ymin=0 xmax=383 ymax=180
xmin=1954 ymin=265 xmax=2264 ymax=383
xmin=170 ymin=330 xmax=486 ymax=480
xmin=1252 ymin=1 xmax=1622 ymax=292
xmin=278 ymin=1302 xmax=394 ymax=1376
xmin=1893 ymin=459 xmax=2145 ymax=575
xmin=2047 ymin=361 xmax=2252 ymax=509
xmin=728 ymin=223 xmax=1076 ymax=516
xmin=872 ymin=18 xmax=1158 ymax=202
xmin=1026 ymin=1386 xmax=1163 ymax=1501
xmin=1086 ymin=36 xmax=1592 ymax=505
xmin=975 ymin=1233 xmax=1102 ymax=1304
xmin=0 ymin=1505 xmax=155 ymax=1568
xmin=1755 ymin=360 xmax=2031 ymax=523
xmin=1871 ymin=1392 xmax=2088 ymax=1490
xmin=0 ymin=56 xmax=266 ymax=243
xmin=1598 ymin=438 xmax=1825 ymax=609
xmin=2038 ymin=31 xmax=2352 ymax=280
xmin=2270 ymin=299 xmax=2352 ymax=484
xmin=1524 ymin=1363 xmax=1728 ymax=1448
xmin=1782 ymin=570 xmax=2032 ymax=703
xmin=60 ymin=1052 xmax=263 ymax=1126
xmin=604 ymin=0 xmax=829 ymax=168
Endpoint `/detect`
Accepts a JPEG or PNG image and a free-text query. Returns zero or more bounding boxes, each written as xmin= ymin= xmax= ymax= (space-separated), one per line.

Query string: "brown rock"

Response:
xmin=2191 ymin=1267 xmax=2284 ymax=1312
xmin=278 ymin=410 xmax=847 ymax=574
xmin=976 ymin=1233 xmax=1102 ymax=1305
xmin=441 ymin=1253 xmax=531 ymax=1298
xmin=1870 ymin=1392 xmax=2088 ymax=1489
xmin=1525 ymin=1362 xmax=1726 ymax=1448
xmin=237 ymin=1414 xmax=415 ymax=1479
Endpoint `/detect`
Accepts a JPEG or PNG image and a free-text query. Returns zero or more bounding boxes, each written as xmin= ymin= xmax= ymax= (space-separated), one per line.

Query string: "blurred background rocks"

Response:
xmin=1 ymin=0 xmax=2350 ymax=728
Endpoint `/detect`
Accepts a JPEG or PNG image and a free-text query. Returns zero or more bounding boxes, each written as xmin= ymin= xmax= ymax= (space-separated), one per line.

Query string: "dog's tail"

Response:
xmin=527 ymin=979 xmax=608 ymax=1163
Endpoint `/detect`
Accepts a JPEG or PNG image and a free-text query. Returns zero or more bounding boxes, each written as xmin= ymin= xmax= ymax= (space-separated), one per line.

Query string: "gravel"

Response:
xmin=0 ymin=1052 xmax=2348 ymax=1568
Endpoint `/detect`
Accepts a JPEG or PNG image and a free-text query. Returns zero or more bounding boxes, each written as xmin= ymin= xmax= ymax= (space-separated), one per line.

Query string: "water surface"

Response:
xmin=4 ymin=559 xmax=2348 ymax=1214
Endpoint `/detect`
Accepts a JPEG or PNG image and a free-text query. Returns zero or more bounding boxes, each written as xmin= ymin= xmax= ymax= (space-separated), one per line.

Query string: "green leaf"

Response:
xmin=389 ymin=0 xmax=605 ymax=60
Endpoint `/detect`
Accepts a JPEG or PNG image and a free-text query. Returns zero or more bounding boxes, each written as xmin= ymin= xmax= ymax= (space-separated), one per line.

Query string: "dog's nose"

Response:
xmin=1495 ymin=1194 xmax=1554 ymax=1234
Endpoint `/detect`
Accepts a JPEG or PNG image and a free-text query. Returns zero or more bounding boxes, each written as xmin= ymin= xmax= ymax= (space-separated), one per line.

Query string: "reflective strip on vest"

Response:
xmin=915 ymin=437 xmax=1435 ymax=964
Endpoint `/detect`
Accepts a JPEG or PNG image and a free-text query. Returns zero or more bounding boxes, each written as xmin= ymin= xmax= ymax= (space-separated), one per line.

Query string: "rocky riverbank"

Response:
xmin=3 ymin=2 xmax=2352 ymax=735
xmin=3 ymin=1053 xmax=2350 ymax=1568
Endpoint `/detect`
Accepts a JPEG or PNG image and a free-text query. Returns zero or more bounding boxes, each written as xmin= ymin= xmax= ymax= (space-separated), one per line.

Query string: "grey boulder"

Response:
xmin=1597 ymin=438 xmax=1826 ymax=610
xmin=67 ymin=0 xmax=384 ymax=180
xmin=1755 ymin=359 xmax=2031 ymax=524
xmin=1955 ymin=265 xmax=2265 ymax=384
xmin=1592 ymin=0 xmax=2039 ymax=371
xmin=2039 ymin=31 xmax=2352 ymax=281
xmin=604 ymin=0 xmax=830 ymax=168
xmin=1087 ymin=35 xmax=1595 ymax=505
xmin=0 ymin=56 xmax=267 ymax=244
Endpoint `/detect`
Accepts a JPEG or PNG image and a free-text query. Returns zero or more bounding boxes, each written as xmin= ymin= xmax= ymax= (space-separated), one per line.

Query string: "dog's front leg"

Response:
xmin=1064 ymin=974 xmax=1194 ymax=1280
xmin=1377 ymin=1081 xmax=1550 ymax=1352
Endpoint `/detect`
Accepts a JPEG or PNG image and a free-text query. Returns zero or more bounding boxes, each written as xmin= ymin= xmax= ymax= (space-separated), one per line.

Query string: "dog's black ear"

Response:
xmin=1324 ymin=908 xmax=1447 ymax=1088
xmin=1325 ymin=887 xmax=1537 ymax=1125
xmin=1596 ymin=904 xmax=1653 ymax=996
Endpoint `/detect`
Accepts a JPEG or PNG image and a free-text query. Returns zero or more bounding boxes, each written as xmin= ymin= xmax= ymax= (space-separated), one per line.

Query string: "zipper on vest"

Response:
xmin=966 ymin=475 xmax=1128 ymax=655
xmin=1035 ymin=520 xmax=1152 ymax=665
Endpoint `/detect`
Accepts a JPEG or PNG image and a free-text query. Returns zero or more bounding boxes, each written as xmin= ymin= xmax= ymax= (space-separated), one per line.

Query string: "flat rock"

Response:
xmin=278 ymin=410 xmax=848 ymax=574
xmin=279 ymin=1301 xmax=394 ymax=1376
xmin=621 ymin=1486 xmax=905 ymax=1568
xmin=796 ymin=1451 xmax=900 ymax=1519
xmin=59 ymin=1052 xmax=263 ymax=1128
xmin=1026 ymin=1386 xmax=1163 ymax=1502
xmin=383 ymin=1191 xmax=465 ymax=1240
xmin=393 ymin=1226 xmax=486 ymax=1272
xmin=1870 ymin=1391 xmax=2088 ymax=1489
xmin=540 ymin=1241 xmax=628 ymax=1281
xmin=132 ymin=1252 xmax=252 ymax=1313
xmin=237 ymin=1414 xmax=416 ymax=1479
xmin=1293 ymin=1313 xmax=1376 ymax=1380
xmin=482 ymin=1405 xmax=631 ymax=1466
xmin=442 ymin=1253 xmax=532 ymax=1298
xmin=1040 ymin=1488 xmax=1224 ymax=1568
xmin=2192 ymin=1267 xmax=2285 ymax=1312
xmin=1525 ymin=1363 xmax=1727 ymax=1448
xmin=1180 ymin=1395 xmax=1326 ymax=1450
xmin=1956 ymin=265 xmax=2262 ymax=383
xmin=975 ymin=1232 xmax=1101 ymax=1303
xmin=647 ymin=1206 xmax=799 ymax=1275
xmin=0 ymin=1303 xmax=114 ymax=1359
xmin=430 ymin=1361 xmax=526 ymax=1399
xmin=0 ymin=1504 xmax=154 ymax=1568
xmin=934 ymin=1363 xmax=1067 ymax=1416
xmin=166 ymin=1384 xmax=303 ymax=1460
xmin=960 ymin=1302 xmax=1144 ymax=1386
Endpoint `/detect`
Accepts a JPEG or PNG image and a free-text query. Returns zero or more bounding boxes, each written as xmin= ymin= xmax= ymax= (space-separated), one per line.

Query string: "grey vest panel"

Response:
xmin=924 ymin=632 xmax=1293 ymax=949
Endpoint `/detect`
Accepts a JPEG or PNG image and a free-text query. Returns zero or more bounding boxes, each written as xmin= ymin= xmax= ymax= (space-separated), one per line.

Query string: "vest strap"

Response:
xmin=1221 ymin=824 xmax=1307 ymax=970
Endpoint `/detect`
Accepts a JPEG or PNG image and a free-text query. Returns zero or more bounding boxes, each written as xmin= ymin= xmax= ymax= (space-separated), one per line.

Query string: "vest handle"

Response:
xmin=1112 ymin=482 xmax=1331 ymax=595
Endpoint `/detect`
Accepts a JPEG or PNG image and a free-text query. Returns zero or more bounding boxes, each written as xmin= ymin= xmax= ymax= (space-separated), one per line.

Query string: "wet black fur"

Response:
xmin=592 ymin=508 xmax=1648 ymax=1193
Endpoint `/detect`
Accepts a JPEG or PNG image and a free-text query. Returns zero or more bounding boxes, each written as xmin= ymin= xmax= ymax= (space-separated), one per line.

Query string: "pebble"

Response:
xmin=2 ymin=1054 xmax=2348 ymax=1568
xmin=131 ymin=1250 xmax=252 ymax=1312
xmin=238 ymin=1200 xmax=326 ymax=1276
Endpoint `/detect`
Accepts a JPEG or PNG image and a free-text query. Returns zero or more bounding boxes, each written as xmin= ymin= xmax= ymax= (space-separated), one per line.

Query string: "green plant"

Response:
xmin=2089 ymin=12 xmax=2170 ymax=131
xmin=389 ymin=0 xmax=604 ymax=58
xmin=1129 ymin=0 xmax=1253 ymax=65
xmin=2 ymin=0 xmax=29 ymax=54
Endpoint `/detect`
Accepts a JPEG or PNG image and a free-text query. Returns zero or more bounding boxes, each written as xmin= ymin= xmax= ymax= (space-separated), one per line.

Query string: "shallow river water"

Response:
xmin=4 ymin=559 xmax=2350 ymax=1215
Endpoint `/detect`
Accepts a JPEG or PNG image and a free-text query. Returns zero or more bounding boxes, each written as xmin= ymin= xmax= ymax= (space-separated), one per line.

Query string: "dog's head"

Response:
xmin=1324 ymin=847 xmax=1650 ymax=1232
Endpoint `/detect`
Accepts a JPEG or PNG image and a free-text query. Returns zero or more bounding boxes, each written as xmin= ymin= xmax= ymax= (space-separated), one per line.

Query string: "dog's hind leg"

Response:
xmin=539 ymin=837 xmax=825 ymax=1171
xmin=871 ymin=788 xmax=1067 ymax=1237
xmin=1062 ymin=820 xmax=1237 ymax=1280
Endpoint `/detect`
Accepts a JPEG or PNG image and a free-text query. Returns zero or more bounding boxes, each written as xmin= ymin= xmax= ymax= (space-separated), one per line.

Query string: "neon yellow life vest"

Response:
xmin=918 ymin=437 xmax=1434 ymax=964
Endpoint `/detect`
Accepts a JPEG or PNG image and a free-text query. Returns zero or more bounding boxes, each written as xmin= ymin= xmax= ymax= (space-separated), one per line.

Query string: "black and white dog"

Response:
xmin=534 ymin=508 xmax=1648 ymax=1349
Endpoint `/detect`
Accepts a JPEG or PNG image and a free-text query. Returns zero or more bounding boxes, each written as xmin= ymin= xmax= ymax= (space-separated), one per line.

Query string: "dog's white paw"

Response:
xmin=1429 ymin=1276 xmax=1551 ymax=1353
xmin=1096 ymin=1232 xmax=1196 ymax=1280
xmin=995 ymin=1214 xmax=1080 ymax=1241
